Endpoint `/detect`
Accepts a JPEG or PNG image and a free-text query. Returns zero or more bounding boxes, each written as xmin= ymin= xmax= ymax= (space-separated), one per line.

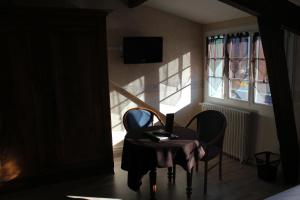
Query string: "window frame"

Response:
xmin=204 ymin=29 xmax=273 ymax=112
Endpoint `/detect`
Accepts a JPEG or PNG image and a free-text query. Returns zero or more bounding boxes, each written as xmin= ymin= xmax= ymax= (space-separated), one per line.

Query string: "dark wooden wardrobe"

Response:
xmin=0 ymin=7 xmax=113 ymax=191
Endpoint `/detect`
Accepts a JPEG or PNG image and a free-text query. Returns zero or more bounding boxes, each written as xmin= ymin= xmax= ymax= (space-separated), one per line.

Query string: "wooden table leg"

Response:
xmin=168 ymin=167 xmax=173 ymax=183
xmin=149 ymin=168 xmax=157 ymax=199
xmin=186 ymin=168 xmax=193 ymax=198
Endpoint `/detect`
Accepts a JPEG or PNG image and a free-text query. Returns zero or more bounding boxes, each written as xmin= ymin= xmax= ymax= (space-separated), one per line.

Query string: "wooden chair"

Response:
xmin=185 ymin=110 xmax=227 ymax=194
xmin=123 ymin=107 xmax=173 ymax=185
xmin=122 ymin=107 xmax=164 ymax=131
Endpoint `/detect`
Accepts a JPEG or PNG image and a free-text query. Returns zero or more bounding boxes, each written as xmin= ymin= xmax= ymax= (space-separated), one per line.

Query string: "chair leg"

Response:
xmin=219 ymin=152 xmax=223 ymax=180
xmin=204 ymin=161 xmax=208 ymax=195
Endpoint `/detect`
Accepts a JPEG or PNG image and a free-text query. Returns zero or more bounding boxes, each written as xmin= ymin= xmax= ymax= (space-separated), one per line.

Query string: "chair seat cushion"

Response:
xmin=126 ymin=110 xmax=152 ymax=130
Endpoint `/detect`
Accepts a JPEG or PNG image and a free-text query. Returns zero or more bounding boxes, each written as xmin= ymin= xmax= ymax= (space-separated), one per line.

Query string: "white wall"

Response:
xmin=107 ymin=6 xmax=203 ymax=148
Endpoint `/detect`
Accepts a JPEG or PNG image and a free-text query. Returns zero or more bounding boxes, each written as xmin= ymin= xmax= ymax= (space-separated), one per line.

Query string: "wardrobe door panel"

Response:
xmin=50 ymin=25 xmax=112 ymax=166
xmin=0 ymin=9 xmax=113 ymax=189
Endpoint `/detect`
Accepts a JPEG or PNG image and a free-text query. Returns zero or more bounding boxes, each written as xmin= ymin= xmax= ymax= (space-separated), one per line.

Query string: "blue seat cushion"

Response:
xmin=126 ymin=110 xmax=152 ymax=131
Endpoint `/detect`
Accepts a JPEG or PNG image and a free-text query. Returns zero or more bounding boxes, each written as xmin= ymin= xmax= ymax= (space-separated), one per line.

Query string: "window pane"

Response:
xmin=208 ymin=41 xmax=215 ymax=59
xmin=229 ymin=60 xmax=249 ymax=80
xmin=228 ymin=37 xmax=240 ymax=58
xmin=215 ymin=59 xmax=224 ymax=77
xmin=215 ymin=38 xmax=224 ymax=58
xmin=208 ymin=77 xmax=224 ymax=99
xmin=228 ymin=37 xmax=249 ymax=59
xmin=254 ymin=38 xmax=265 ymax=59
xmin=208 ymin=59 xmax=214 ymax=76
xmin=207 ymin=36 xmax=225 ymax=99
xmin=255 ymin=82 xmax=272 ymax=105
xmin=227 ymin=35 xmax=250 ymax=102
xmin=229 ymin=80 xmax=249 ymax=101
xmin=254 ymin=35 xmax=271 ymax=105
xmin=255 ymin=60 xmax=268 ymax=82
xmin=240 ymin=37 xmax=249 ymax=58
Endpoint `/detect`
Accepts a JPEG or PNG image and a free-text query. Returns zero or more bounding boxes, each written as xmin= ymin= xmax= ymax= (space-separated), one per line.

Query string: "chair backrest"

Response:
xmin=123 ymin=107 xmax=164 ymax=132
xmin=186 ymin=110 xmax=227 ymax=147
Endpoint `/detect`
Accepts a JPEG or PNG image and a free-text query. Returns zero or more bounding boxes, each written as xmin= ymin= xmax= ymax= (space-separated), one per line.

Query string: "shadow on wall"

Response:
xmin=67 ymin=195 xmax=122 ymax=200
xmin=110 ymin=52 xmax=194 ymax=146
xmin=247 ymin=111 xmax=258 ymax=161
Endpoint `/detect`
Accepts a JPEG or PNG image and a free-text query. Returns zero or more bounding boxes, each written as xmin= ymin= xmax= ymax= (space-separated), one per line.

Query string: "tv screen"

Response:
xmin=123 ymin=37 xmax=163 ymax=64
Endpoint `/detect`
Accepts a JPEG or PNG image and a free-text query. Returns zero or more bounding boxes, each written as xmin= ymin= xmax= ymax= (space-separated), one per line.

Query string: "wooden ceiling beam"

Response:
xmin=219 ymin=0 xmax=300 ymax=34
xmin=128 ymin=0 xmax=147 ymax=8
xmin=281 ymin=1 xmax=300 ymax=34
xmin=218 ymin=0 xmax=269 ymax=16
xmin=258 ymin=18 xmax=299 ymax=184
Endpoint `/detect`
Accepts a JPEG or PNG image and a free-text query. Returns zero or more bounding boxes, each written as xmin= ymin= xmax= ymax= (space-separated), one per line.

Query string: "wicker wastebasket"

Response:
xmin=254 ymin=151 xmax=280 ymax=181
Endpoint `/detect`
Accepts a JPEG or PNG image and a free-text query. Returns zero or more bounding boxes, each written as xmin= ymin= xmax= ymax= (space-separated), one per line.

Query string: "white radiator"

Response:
xmin=201 ymin=103 xmax=251 ymax=162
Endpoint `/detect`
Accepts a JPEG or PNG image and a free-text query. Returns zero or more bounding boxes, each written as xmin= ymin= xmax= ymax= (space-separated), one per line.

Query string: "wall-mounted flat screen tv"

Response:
xmin=123 ymin=37 xmax=163 ymax=64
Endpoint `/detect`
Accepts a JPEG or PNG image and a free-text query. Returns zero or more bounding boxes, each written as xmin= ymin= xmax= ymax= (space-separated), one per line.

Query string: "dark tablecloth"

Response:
xmin=121 ymin=126 xmax=205 ymax=191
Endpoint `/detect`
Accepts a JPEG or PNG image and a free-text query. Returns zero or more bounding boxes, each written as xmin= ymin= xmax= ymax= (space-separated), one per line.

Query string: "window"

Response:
xmin=227 ymin=33 xmax=250 ymax=101
xmin=253 ymin=33 xmax=272 ymax=105
xmin=206 ymin=32 xmax=272 ymax=106
xmin=207 ymin=35 xmax=225 ymax=99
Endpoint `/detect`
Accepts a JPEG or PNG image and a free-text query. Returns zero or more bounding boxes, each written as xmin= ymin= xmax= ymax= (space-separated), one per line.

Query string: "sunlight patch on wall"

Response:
xmin=159 ymin=58 xmax=179 ymax=81
xmin=182 ymin=52 xmax=191 ymax=69
xmin=110 ymin=77 xmax=145 ymax=146
xmin=159 ymin=53 xmax=192 ymax=114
